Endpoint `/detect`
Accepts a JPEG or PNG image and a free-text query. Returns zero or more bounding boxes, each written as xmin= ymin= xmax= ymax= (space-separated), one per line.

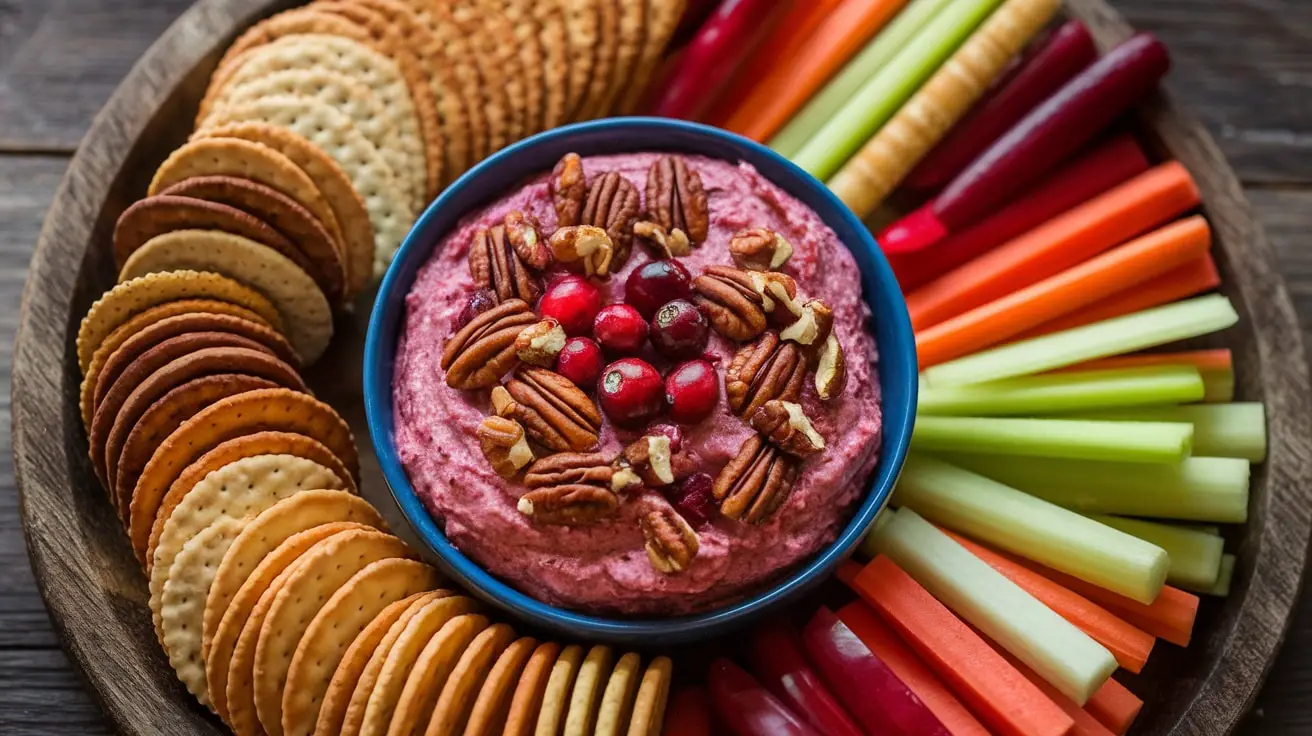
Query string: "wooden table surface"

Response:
xmin=2 ymin=0 xmax=1310 ymax=732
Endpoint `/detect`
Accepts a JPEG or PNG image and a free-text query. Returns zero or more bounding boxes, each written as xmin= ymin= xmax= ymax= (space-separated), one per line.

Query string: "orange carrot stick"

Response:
xmin=989 ymin=644 xmax=1116 ymax=736
xmin=1015 ymin=254 xmax=1220 ymax=340
xmin=836 ymin=559 xmax=865 ymax=587
xmin=907 ymin=161 xmax=1201 ymax=331
xmin=1084 ymin=678 xmax=1143 ymax=735
xmin=719 ymin=0 xmax=910 ymax=140
xmin=853 ymin=556 xmax=1075 ymax=736
xmin=1058 ymin=348 xmax=1232 ymax=376
xmin=940 ymin=530 xmax=1155 ymax=673
xmin=915 ymin=216 xmax=1212 ymax=367
xmin=837 ymin=601 xmax=992 ymax=736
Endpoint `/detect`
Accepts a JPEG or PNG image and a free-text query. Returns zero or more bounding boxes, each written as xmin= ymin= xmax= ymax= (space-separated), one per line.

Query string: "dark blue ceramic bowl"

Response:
xmin=364 ymin=118 xmax=917 ymax=644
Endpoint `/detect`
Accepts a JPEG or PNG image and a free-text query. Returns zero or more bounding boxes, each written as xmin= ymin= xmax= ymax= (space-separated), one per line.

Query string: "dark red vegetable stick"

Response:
xmin=747 ymin=620 xmax=864 ymax=736
xmin=904 ymin=20 xmax=1099 ymax=192
xmin=708 ymin=658 xmax=821 ymax=736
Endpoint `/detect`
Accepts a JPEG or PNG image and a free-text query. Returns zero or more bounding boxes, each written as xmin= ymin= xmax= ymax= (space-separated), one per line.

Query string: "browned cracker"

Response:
xmin=625 ymin=656 xmax=672 ymax=736
xmin=114 ymin=195 xmax=303 ymax=274
xmin=576 ymin=0 xmax=618 ymax=121
xmin=616 ymin=0 xmax=684 ymax=115
xmin=601 ymin=0 xmax=647 ymax=115
xmin=535 ymin=644 xmax=585 ymax=735
xmin=448 ymin=0 xmax=518 ymax=153
xmin=595 ymin=652 xmax=641 ymax=736
xmin=459 ymin=634 xmax=537 ymax=735
xmin=388 ymin=614 xmax=494 ymax=736
xmin=564 ymin=645 xmax=614 ymax=736
xmin=502 ymin=641 xmax=561 ymax=736
xmin=559 ymin=0 xmax=600 ymax=121
xmin=493 ymin=0 xmax=547 ymax=136
xmin=532 ymin=0 xmax=571 ymax=131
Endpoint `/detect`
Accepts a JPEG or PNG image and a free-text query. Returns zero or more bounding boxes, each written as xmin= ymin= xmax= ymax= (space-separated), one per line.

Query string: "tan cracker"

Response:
xmin=455 ymin=633 xmax=536 ymax=736
xmin=535 ymin=644 xmax=585 ymax=736
xmin=625 ymin=656 xmax=672 ymax=736
xmin=386 ymin=614 xmax=491 ymax=736
xmin=502 ymin=641 xmax=561 ymax=736
xmin=617 ymin=0 xmax=684 ymax=115
xmin=595 ymin=652 xmax=642 ymax=736
xmin=564 ymin=645 xmax=613 ymax=736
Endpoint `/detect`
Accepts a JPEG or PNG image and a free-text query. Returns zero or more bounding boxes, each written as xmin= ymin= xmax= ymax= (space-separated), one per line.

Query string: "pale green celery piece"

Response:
xmin=873 ymin=508 xmax=1117 ymax=705
xmin=912 ymin=417 xmax=1193 ymax=463
xmin=940 ymin=452 xmax=1251 ymax=523
xmin=1203 ymin=368 xmax=1236 ymax=402
xmin=1089 ymin=515 xmax=1224 ymax=590
xmin=790 ymin=0 xmax=1005 ymax=180
xmin=918 ymin=366 xmax=1204 ymax=416
xmin=1178 ymin=523 xmax=1223 ymax=537
xmin=1060 ymin=403 xmax=1267 ymax=462
xmin=1192 ymin=554 xmax=1236 ymax=597
xmin=890 ymin=454 xmax=1170 ymax=604
xmin=770 ymin=0 xmax=958 ymax=157
xmin=921 ymin=295 xmax=1241 ymax=388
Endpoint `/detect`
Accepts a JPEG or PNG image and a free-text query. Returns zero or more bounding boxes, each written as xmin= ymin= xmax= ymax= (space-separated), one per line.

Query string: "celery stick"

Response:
xmin=1089 ymin=515 xmax=1224 ymax=590
xmin=918 ymin=366 xmax=1204 ymax=416
xmin=1059 ymin=403 xmax=1267 ymax=462
xmin=1193 ymin=554 xmax=1236 ymax=597
xmin=912 ymin=417 xmax=1193 ymax=463
xmin=921 ymin=295 xmax=1241 ymax=388
xmin=892 ymin=455 xmax=1170 ymax=603
xmin=770 ymin=0 xmax=958 ymax=157
xmin=941 ymin=452 xmax=1251 ymax=523
xmin=1204 ymin=367 xmax=1235 ymax=402
xmin=790 ymin=0 xmax=1004 ymax=180
xmin=873 ymin=508 xmax=1117 ymax=704
xmin=1179 ymin=523 xmax=1223 ymax=537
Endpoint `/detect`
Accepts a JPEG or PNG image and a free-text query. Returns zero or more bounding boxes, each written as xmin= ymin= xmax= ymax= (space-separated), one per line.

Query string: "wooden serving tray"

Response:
xmin=12 ymin=0 xmax=1312 ymax=733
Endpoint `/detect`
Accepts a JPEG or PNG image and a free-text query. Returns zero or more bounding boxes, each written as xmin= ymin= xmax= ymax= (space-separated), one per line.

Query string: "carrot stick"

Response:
xmin=837 ymin=601 xmax=992 ymax=736
xmin=989 ymin=645 xmax=1117 ymax=736
xmin=830 ymin=0 xmax=1062 ymax=217
xmin=914 ymin=216 xmax=1212 ymax=367
xmin=853 ymin=556 xmax=1075 ymax=736
xmin=719 ymin=0 xmax=909 ymax=140
xmin=1084 ymin=679 xmax=1144 ymax=736
xmin=906 ymin=161 xmax=1200 ymax=331
xmin=1015 ymin=254 xmax=1220 ymax=340
xmin=1058 ymin=348 xmax=1232 ymax=376
xmin=940 ymin=530 xmax=1155 ymax=673
xmin=836 ymin=559 xmax=865 ymax=587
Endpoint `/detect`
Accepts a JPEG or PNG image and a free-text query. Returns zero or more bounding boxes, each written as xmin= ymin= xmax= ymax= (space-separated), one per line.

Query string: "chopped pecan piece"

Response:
xmin=779 ymin=299 xmax=834 ymax=347
xmin=525 ymin=452 xmax=613 ymax=488
xmin=713 ymin=434 xmax=799 ymax=524
xmin=725 ymin=332 xmax=807 ymax=417
xmin=477 ymin=415 xmax=535 ymax=477
xmin=505 ymin=366 xmax=602 ymax=452
xmin=750 ymin=401 xmax=825 ymax=457
xmin=441 ymin=299 xmax=537 ymax=389
xmin=692 ymin=266 xmax=769 ymax=342
xmin=549 ymin=225 xmax=614 ymax=278
xmin=503 ymin=210 xmax=552 ymax=270
xmin=517 ymin=485 xmax=618 ymax=525
xmin=550 ymin=153 xmax=586 ymax=227
xmin=815 ymin=334 xmax=848 ymax=401
xmin=640 ymin=501 xmax=700 ymax=573
xmin=515 ymin=318 xmax=567 ymax=366
xmin=633 ymin=220 xmax=691 ymax=258
xmin=490 ymin=386 xmax=518 ymax=417
xmin=646 ymin=155 xmax=709 ymax=245
xmin=582 ymin=171 xmax=640 ymax=268
xmin=614 ymin=433 xmax=677 ymax=489
xmin=730 ymin=228 xmax=794 ymax=271
xmin=469 ymin=224 xmax=541 ymax=304
xmin=745 ymin=271 xmax=799 ymax=318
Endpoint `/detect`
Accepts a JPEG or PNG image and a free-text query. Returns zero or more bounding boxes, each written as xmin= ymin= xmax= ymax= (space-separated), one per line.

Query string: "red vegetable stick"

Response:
xmin=650 ymin=0 xmax=791 ymax=121
xmin=1057 ymin=348 xmax=1232 ymax=376
xmin=662 ymin=686 xmax=715 ymax=736
xmin=1015 ymin=254 xmax=1220 ymax=340
xmin=672 ymin=0 xmax=726 ymax=48
xmin=990 ymin=644 xmax=1117 ymax=736
xmin=835 ymin=559 xmax=864 ymax=587
xmin=940 ymin=530 xmax=1156 ymax=673
xmin=890 ymin=135 xmax=1150 ymax=292
xmin=905 ymin=20 xmax=1098 ymax=191
xmin=853 ymin=556 xmax=1075 ymax=736
xmin=906 ymin=161 xmax=1200 ymax=332
xmin=914 ymin=216 xmax=1213 ymax=367
xmin=748 ymin=620 xmax=864 ymax=736
xmin=1084 ymin=679 xmax=1144 ymax=735
xmin=708 ymin=658 xmax=821 ymax=736
xmin=837 ymin=601 xmax=992 ymax=736
xmin=881 ymin=33 xmax=1172 ymax=255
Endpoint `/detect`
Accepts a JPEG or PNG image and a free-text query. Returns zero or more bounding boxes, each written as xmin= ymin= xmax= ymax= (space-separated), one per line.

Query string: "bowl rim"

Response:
xmin=364 ymin=117 xmax=918 ymax=643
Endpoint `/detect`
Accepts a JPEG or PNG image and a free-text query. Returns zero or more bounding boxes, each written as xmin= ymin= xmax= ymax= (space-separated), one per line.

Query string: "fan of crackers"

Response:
xmin=78 ymin=1 xmax=689 ymax=733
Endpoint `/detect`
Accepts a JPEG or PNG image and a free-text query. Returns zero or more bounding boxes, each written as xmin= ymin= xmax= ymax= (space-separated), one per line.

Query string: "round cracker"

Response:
xmin=616 ymin=0 xmax=683 ymax=115
xmin=282 ymin=558 xmax=441 ymax=736
xmin=253 ymin=529 xmax=414 ymax=736
xmin=576 ymin=0 xmax=618 ymax=121
xmin=559 ymin=0 xmax=600 ymax=121
xmin=535 ymin=644 xmax=585 ymax=736
xmin=494 ymin=0 xmax=546 ymax=136
xmin=209 ymin=522 xmax=373 ymax=723
xmin=395 ymin=0 xmax=490 ymax=166
xmin=77 ymin=271 xmax=281 ymax=374
xmin=118 ymin=229 xmax=334 ymax=364
xmin=528 ymin=0 xmax=570 ymax=130
xmin=601 ymin=0 xmax=647 ymax=115
xmin=149 ymin=137 xmax=346 ymax=255
xmin=445 ymin=0 xmax=516 ymax=153
xmin=128 ymin=388 xmax=358 ymax=560
xmin=114 ymin=195 xmax=304 ymax=273
xmin=564 ymin=645 xmax=613 ymax=736
xmin=624 ymin=656 xmax=672 ymax=736
xmin=386 ymin=614 xmax=492 ymax=736
xmin=457 ymin=633 xmax=537 ymax=736
xmin=595 ymin=652 xmax=642 ymax=736
xmin=502 ymin=641 xmax=561 ymax=736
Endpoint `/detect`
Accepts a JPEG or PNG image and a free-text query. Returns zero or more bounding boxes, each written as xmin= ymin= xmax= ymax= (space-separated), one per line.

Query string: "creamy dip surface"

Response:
xmin=393 ymin=153 xmax=884 ymax=615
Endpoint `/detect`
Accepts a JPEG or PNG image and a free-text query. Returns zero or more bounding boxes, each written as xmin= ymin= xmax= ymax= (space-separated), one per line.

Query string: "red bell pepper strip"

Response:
xmin=662 ymin=686 xmax=715 ymax=736
xmin=708 ymin=658 xmax=821 ymax=736
xmin=747 ymin=619 xmax=864 ymax=736
xmin=672 ymin=0 xmax=726 ymax=48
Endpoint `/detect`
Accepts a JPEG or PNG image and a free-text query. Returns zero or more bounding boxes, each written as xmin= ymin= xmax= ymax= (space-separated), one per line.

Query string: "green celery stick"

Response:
xmin=891 ymin=455 xmax=1170 ymax=604
xmin=1204 ymin=367 xmax=1236 ymax=402
xmin=1178 ymin=523 xmax=1223 ymax=537
xmin=912 ymin=417 xmax=1193 ymax=463
xmin=790 ymin=0 xmax=1004 ymax=180
xmin=1059 ymin=403 xmax=1267 ymax=462
xmin=918 ymin=366 xmax=1205 ymax=416
xmin=922 ymin=295 xmax=1241 ymax=388
xmin=873 ymin=508 xmax=1117 ymax=704
xmin=770 ymin=0 xmax=958 ymax=157
xmin=1193 ymin=554 xmax=1236 ymax=596
xmin=1089 ymin=515 xmax=1224 ymax=590
xmin=940 ymin=452 xmax=1251 ymax=523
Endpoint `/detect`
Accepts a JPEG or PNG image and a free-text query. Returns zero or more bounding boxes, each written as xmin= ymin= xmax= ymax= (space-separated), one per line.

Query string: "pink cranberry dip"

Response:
xmin=393 ymin=152 xmax=883 ymax=615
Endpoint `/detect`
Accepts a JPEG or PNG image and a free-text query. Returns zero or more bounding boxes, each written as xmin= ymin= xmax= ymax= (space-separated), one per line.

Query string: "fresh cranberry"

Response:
xmin=555 ymin=337 xmax=605 ymax=388
xmin=668 ymin=472 xmax=716 ymax=527
xmin=455 ymin=289 xmax=497 ymax=329
xmin=598 ymin=358 xmax=664 ymax=427
xmin=664 ymin=359 xmax=720 ymax=424
xmin=624 ymin=259 xmax=692 ymax=319
xmin=650 ymin=299 xmax=710 ymax=359
xmin=538 ymin=274 xmax=602 ymax=336
xmin=644 ymin=423 xmax=684 ymax=453
xmin=593 ymin=304 xmax=649 ymax=354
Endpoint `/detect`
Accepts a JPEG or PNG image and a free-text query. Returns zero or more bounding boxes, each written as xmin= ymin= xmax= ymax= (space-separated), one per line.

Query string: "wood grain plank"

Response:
xmin=0 ymin=650 xmax=112 ymax=735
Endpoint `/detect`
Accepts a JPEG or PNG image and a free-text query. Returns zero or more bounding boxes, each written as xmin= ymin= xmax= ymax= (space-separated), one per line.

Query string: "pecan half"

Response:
xmin=730 ymin=228 xmax=794 ymax=271
xmin=750 ymin=400 xmax=825 ymax=457
xmin=646 ymin=155 xmax=709 ymax=245
xmin=815 ymin=334 xmax=848 ymax=401
xmin=503 ymin=210 xmax=552 ymax=270
xmin=477 ymin=415 xmax=535 ymax=477
xmin=725 ymin=332 xmax=807 ymax=417
xmin=505 ymin=367 xmax=602 ymax=452
xmin=633 ymin=220 xmax=691 ymax=258
xmin=692 ymin=266 xmax=769 ymax=342
xmin=549 ymin=225 xmax=614 ymax=278
xmin=779 ymin=299 xmax=834 ymax=347
xmin=641 ymin=502 xmax=700 ymax=573
xmin=582 ymin=171 xmax=640 ymax=269
xmin=550 ymin=153 xmax=586 ymax=227
xmin=441 ymin=299 xmax=536 ymax=389
xmin=469 ymin=224 xmax=541 ymax=304
xmin=515 ymin=318 xmax=566 ymax=366
xmin=713 ymin=434 xmax=798 ymax=524
xmin=517 ymin=485 xmax=618 ymax=525
xmin=525 ymin=452 xmax=613 ymax=488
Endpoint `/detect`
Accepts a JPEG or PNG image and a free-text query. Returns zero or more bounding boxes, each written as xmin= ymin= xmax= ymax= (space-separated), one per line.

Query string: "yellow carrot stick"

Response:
xmin=830 ymin=0 xmax=1061 ymax=216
